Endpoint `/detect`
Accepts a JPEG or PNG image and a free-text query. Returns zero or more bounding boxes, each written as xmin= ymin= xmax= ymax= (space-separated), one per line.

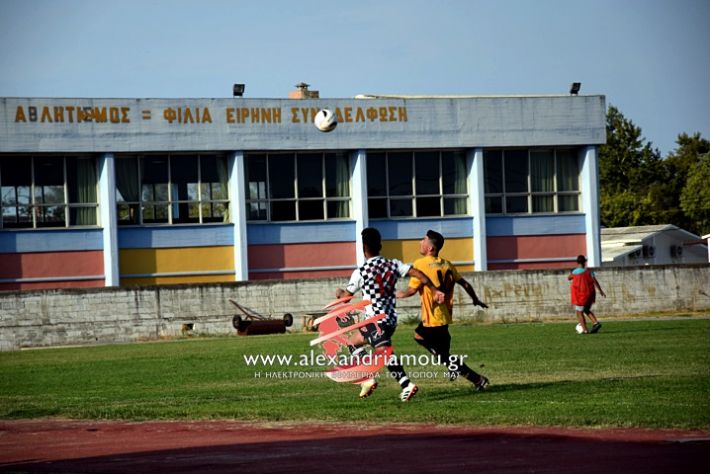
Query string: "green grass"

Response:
xmin=1 ymin=319 xmax=709 ymax=429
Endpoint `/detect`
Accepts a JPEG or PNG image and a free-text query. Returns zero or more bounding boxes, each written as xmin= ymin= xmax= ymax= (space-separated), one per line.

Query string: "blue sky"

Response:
xmin=1 ymin=0 xmax=708 ymax=156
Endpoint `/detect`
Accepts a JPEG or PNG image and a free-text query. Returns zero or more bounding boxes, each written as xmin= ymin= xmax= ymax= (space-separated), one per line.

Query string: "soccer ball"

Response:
xmin=314 ymin=109 xmax=337 ymax=132
xmin=575 ymin=323 xmax=584 ymax=334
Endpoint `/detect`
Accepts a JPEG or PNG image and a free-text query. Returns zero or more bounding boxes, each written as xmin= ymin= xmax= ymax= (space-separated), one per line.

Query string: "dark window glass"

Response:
xmin=506 ymin=196 xmax=528 ymax=213
xmin=387 ymin=152 xmax=412 ymax=196
xmin=325 ymin=152 xmax=349 ymax=198
xmin=416 ymin=197 xmax=440 ymax=217
xmin=389 ymin=198 xmax=412 ymax=217
xmin=485 ymin=196 xmax=502 ymax=214
xmin=557 ymin=149 xmax=579 ymax=192
xmin=170 ymin=155 xmax=199 ymax=201
xmin=269 ymin=154 xmax=295 ymax=199
xmin=142 ymin=155 xmax=169 ymax=202
xmin=34 ymin=157 xmax=64 ymax=204
xmin=442 ymin=150 xmax=467 ymax=195
xmin=367 ymin=152 xmax=386 ymax=197
xmin=484 ymin=151 xmax=503 ymax=193
xmin=298 ymin=200 xmax=324 ymax=220
xmin=271 ymin=201 xmax=296 ymax=221
xmin=1 ymin=158 xmax=32 ymax=228
xmin=368 ymin=198 xmax=387 ymax=218
xmin=246 ymin=154 xmax=267 ymax=202
xmin=297 ymin=153 xmax=323 ymax=198
xmin=444 ymin=197 xmax=467 ymax=215
xmin=201 ymin=155 xmax=227 ymax=200
xmin=504 ymin=150 xmax=528 ymax=193
xmin=558 ymin=195 xmax=579 ymax=211
xmin=415 ymin=151 xmax=439 ymax=195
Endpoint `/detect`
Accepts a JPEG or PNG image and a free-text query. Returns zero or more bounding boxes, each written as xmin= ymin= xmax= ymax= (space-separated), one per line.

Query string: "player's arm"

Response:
xmin=407 ymin=267 xmax=445 ymax=303
xmin=336 ymin=269 xmax=361 ymax=298
xmin=396 ymin=286 xmax=419 ymax=299
xmin=335 ymin=287 xmax=353 ymax=298
xmin=456 ymin=277 xmax=488 ymax=308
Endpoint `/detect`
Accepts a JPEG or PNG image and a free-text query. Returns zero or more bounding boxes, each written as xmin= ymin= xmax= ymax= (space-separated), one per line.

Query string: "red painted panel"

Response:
xmin=249 ymin=268 xmax=353 ymax=281
xmin=489 ymin=260 xmax=576 ymax=271
xmin=0 ymin=251 xmax=104 ymax=279
xmin=0 ymin=279 xmax=104 ymax=291
xmin=248 ymin=242 xmax=356 ymax=270
xmin=487 ymin=234 xmax=586 ymax=261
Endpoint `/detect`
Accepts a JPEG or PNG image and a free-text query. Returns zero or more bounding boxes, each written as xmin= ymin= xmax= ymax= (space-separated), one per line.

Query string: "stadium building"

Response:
xmin=0 ymin=86 xmax=606 ymax=291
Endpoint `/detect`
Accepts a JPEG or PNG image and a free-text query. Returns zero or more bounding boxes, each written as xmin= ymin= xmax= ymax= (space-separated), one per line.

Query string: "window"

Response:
xmin=0 ymin=155 xmax=98 ymax=229
xmin=115 ymin=154 xmax=228 ymax=225
xmin=367 ymin=150 xmax=468 ymax=219
xmin=245 ymin=152 xmax=351 ymax=222
xmin=484 ymin=149 xmax=580 ymax=214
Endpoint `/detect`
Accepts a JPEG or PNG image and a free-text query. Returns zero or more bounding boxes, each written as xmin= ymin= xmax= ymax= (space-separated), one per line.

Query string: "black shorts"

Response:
xmin=360 ymin=320 xmax=396 ymax=348
xmin=415 ymin=323 xmax=452 ymax=356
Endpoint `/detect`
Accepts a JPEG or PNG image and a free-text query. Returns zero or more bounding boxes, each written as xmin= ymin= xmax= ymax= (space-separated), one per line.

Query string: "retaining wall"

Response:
xmin=1 ymin=264 xmax=708 ymax=351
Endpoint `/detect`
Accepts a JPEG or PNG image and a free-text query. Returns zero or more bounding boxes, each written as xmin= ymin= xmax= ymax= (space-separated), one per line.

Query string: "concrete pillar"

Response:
xmin=98 ymin=153 xmax=119 ymax=286
xmin=228 ymin=151 xmax=249 ymax=281
xmin=581 ymin=146 xmax=602 ymax=267
xmin=469 ymin=148 xmax=488 ymax=271
xmin=351 ymin=150 xmax=368 ymax=266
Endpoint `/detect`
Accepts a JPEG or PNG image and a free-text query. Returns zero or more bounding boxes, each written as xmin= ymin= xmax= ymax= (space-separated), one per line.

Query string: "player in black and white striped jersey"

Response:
xmin=336 ymin=227 xmax=445 ymax=402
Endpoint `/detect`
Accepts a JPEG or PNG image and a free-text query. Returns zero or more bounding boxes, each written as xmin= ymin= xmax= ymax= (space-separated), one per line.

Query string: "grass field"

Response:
xmin=1 ymin=318 xmax=709 ymax=429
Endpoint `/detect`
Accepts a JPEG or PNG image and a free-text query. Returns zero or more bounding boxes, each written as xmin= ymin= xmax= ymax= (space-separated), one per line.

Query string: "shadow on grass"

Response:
xmin=421 ymin=375 xmax=662 ymax=402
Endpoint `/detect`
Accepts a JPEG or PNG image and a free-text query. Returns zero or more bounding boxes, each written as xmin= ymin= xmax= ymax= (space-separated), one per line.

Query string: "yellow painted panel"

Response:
xmin=120 ymin=247 xmax=234 ymax=274
xmin=381 ymin=238 xmax=473 ymax=264
xmin=381 ymin=239 xmax=421 ymax=263
xmin=122 ymin=274 xmax=234 ymax=286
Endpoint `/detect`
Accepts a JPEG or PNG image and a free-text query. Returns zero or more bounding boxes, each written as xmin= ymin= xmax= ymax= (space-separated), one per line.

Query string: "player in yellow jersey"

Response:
xmin=397 ymin=230 xmax=490 ymax=390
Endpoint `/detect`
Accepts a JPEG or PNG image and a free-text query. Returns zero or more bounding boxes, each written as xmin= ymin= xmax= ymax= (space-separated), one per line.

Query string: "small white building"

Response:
xmin=601 ymin=224 xmax=709 ymax=267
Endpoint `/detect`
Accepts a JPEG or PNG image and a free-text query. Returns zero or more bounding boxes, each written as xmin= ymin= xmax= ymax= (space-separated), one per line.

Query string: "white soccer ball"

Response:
xmin=575 ymin=323 xmax=584 ymax=334
xmin=314 ymin=109 xmax=337 ymax=132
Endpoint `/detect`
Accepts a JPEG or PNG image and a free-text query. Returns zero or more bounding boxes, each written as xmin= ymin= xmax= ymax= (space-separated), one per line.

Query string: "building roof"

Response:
xmin=602 ymin=224 xmax=700 ymax=242
xmin=601 ymin=224 xmax=704 ymax=262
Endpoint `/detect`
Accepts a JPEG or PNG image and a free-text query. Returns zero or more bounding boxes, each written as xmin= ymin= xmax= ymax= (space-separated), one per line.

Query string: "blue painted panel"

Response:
xmin=0 ymin=229 xmax=103 ymax=253
xmin=486 ymin=214 xmax=586 ymax=236
xmin=118 ymin=224 xmax=234 ymax=249
xmin=373 ymin=218 xmax=473 ymax=240
xmin=247 ymin=221 xmax=356 ymax=245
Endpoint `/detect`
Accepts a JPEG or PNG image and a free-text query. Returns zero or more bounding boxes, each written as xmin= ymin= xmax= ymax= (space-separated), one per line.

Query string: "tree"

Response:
xmin=680 ymin=151 xmax=710 ymax=235
xmin=662 ymin=133 xmax=710 ymax=232
xmin=598 ymin=105 xmax=665 ymax=227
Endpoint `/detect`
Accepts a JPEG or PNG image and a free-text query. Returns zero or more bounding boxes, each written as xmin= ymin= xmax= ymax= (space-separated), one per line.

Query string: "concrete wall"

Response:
xmin=1 ymin=264 xmax=708 ymax=351
xmin=1 ymin=96 xmax=606 ymax=153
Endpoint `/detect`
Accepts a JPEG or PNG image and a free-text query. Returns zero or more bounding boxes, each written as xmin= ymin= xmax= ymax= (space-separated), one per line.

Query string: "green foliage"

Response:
xmin=599 ymin=107 xmax=710 ymax=234
xmin=1 ymin=319 xmax=709 ymax=429
xmin=600 ymin=105 xmax=663 ymax=195
xmin=680 ymin=151 xmax=710 ymax=234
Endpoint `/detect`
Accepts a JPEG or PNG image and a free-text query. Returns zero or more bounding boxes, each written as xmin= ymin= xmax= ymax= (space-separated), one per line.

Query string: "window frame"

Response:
xmin=483 ymin=148 xmax=581 ymax=215
xmin=0 ymin=154 xmax=99 ymax=229
xmin=367 ymin=149 xmax=470 ymax=220
xmin=115 ymin=153 xmax=230 ymax=226
xmin=245 ymin=151 xmax=352 ymax=223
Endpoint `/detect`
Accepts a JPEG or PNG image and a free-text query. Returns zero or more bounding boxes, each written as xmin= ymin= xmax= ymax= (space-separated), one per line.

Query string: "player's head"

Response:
xmin=576 ymin=255 xmax=587 ymax=266
xmin=361 ymin=227 xmax=382 ymax=256
xmin=421 ymin=229 xmax=444 ymax=256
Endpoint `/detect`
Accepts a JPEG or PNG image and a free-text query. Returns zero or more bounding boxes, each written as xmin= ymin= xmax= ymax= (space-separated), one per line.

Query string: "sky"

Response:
xmin=0 ymin=0 xmax=708 ymax=157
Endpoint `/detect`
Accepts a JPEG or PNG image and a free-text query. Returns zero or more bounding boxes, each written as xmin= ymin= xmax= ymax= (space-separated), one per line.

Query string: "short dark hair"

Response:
xmin=576 ymin=255 xmax=587 ymax=264
xmin=361 ymin=227 xmax=382 ymax=254
xmin=426 ymin=229 xmax=445 ymax=251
